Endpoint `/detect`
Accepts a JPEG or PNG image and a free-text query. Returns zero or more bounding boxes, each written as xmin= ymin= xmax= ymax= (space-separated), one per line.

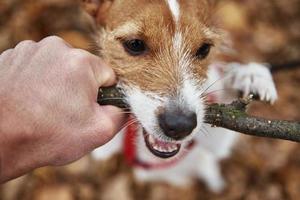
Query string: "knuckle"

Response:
xmin=39 ymin=36 xmax=68 ymax=47
xmin=69 ymin=48 xmax=90 ymax=58
xmin=0 ymin=48 xmax=13 ymax=58
xmin=62 ymin=49 xmax=92 ymax=80
xmin=67 ymin=48 xmax=91 ymax=68
xmin=42 ymin=35 xmax=63 ymax=43
xmin=14 ymin=40 xmax=36 ymax=51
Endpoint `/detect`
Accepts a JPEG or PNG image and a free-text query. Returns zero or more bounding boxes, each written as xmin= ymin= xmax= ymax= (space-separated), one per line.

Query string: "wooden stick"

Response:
xmin=98 ymin=87 xmax=300 ymax=143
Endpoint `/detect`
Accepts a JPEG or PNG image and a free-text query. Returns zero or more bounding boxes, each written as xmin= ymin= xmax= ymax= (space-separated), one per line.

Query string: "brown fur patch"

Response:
xmin=94 ymin=0 xmax=218 ymax=95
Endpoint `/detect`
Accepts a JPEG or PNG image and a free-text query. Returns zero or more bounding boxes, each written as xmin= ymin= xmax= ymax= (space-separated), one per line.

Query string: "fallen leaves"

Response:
xmin=0 ymin=0 xmax=299 ymax=199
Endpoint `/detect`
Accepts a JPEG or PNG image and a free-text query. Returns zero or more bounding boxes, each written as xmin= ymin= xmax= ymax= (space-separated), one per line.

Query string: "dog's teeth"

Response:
xmin=152 ymin=143 xmax=178 ymax=152
xmin=153 ymin=145 xmax=160 ymax=151
xmin=160 ymin=147 xmax=167 ymax=152
xmin=147 ymin=134 xmax=180 ymax=153
xmin=169 ymin=145 xmax=175 ymax=151
xmin=169 ymin=147 xmax=176 ymax=152
xmin=148 ymin=135 xmax=155 ymax=144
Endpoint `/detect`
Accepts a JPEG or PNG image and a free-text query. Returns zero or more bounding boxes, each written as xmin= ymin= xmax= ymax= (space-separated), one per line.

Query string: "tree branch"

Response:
xmin=98 ymin=87 xmax=300 ymax=143
xmin=270 ymin=60 xmax=300 ymax=73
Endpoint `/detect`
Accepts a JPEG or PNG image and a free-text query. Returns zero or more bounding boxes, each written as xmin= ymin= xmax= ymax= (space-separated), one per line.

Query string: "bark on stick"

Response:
xmin=98 ymin=87 xmax=300 ymax=143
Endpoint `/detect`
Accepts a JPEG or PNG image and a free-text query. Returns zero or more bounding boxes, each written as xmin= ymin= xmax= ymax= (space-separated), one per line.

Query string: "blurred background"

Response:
xmin=0 ymin=0 xmax=299 ymax=199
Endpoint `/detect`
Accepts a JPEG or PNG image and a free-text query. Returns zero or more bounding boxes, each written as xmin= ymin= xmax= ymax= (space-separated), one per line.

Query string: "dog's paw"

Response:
xmin=227 ymin=62 xmax=278 ymax=104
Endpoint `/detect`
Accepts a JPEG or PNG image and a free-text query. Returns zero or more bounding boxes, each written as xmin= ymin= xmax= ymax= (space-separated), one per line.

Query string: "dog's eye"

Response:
xmin=123 ymin=39 xmax=147 ymax=56
xmin=195 ymin=43 xmax=212 ymax=59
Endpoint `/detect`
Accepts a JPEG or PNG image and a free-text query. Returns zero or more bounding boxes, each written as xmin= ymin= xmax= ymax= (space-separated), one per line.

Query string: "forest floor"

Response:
xmin=0 ymin=0 xmax=299 ymax=199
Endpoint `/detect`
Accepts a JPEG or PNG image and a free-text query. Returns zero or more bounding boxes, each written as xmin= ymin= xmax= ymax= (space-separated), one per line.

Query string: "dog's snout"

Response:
xmin=158 ymin=109 xmax=197 ymax=140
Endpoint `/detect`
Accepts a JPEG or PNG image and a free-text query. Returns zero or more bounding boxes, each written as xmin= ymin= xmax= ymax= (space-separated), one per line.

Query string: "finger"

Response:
xmin=38 ymin=36 xmax=72 ymax=48
xmin=64 ymin=48 xmax=116 ymax=87
xmin=86 ymin=105 xmax=126 ymax=148
xmin=0 ymin=48 xmax=13 ymax=60
xmin=89 ymin=55 xmax=117 ymax=87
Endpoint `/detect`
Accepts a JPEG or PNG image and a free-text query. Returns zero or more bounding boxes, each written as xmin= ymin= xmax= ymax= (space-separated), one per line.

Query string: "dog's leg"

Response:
xmin=197 ymin=125 xmax=238 ymax=159
xmin=190 ymin=64 xmax=240 ymax=193
xmin=195 ymin=148 xmax=226 ymax=193
xmin=196 ymin=62 xmax=278 ymax=193
xmin=91 ymin=130 xmax=124 ymax=160
xmin=194 ymin=126 xmax=238 ymax=193
xmin=133 ymin=167 xmax=192 ymax=187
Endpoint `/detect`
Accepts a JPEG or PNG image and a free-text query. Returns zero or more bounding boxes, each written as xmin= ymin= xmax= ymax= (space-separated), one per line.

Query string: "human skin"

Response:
xmin=0 ymin=36 xmax=126 ymax=183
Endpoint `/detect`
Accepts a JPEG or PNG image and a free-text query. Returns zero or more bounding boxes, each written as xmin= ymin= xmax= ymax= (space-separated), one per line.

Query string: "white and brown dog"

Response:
xmin=86 ymin=0 xmax=278 ymax=192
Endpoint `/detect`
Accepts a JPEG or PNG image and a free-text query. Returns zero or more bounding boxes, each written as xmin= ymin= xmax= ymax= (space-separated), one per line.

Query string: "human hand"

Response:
xmin=0 ymin=36 xmax=126 ymax=182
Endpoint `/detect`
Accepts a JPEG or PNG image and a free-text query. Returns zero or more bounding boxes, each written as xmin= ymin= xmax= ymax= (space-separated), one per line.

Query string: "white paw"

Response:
xmin=227 ymin=62 xmax=278 ymax=104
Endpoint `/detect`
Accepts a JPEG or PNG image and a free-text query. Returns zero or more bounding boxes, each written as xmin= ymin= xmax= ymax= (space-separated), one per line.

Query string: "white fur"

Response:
xmin=166 ymin=0 xmax=180 ymax=23
xmin=126 ymin=87 xmax=164 ymax=138
xmin=173 ymin=32 xmax=183 ymax=54
xmin=92 ymin=0 xmax=278 ymax=193
xmin=129 ymin=68 xmax=239 ymax=192
xmin=169 ymin=0 xmax=182 ymax=61
xmin=178 ymin=77 xmax=205 ymax=141
xmin=92 ymin=61 xmax=277 ymax=193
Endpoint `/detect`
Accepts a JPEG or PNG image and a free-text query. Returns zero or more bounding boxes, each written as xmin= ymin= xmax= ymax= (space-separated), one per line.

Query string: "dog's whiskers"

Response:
xmin=199 ymin=67 xmax=236 ymax=97
xmin=105 ymin=111 xmax=134 ymax=117
xmin=199 ymin=125 xmax=210 ymax=137
xmin=120 ymin=118 xmax=139 ymax=132
xmin=203 ymin=126 xmax=210 ymax=135
xmin=200 ymin=88 xmax=235 ymax=99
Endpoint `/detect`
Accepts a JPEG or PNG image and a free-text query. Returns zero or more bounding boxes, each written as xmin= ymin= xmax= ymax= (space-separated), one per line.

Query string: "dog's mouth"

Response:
xmin=143 ymin=129 xmax=181 ymax=159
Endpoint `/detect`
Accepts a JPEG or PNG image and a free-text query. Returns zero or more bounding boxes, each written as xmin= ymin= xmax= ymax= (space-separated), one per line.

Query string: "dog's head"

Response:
xmin=88 ymin=0 xmax=219 ymax=159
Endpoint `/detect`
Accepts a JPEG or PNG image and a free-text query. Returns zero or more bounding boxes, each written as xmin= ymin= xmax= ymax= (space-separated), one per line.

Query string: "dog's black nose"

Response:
xmin=158 ymin=109 xmax=197 ymax=140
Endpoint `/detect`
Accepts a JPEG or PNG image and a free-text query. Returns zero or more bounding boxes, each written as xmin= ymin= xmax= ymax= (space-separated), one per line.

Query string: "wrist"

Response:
xmin=0 ymin=120 xmax=49 ymax=183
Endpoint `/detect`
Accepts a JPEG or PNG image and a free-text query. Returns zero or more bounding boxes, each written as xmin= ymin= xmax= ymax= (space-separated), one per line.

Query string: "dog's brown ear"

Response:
xmin=81 ymin=0 xmax=113 ymax=25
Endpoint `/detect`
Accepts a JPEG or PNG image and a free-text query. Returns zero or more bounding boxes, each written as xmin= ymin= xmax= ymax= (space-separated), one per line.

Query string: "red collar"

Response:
xmin=123 ymin=93 xmax=217 ymax=170
xmin=123 ymin=118 xmax=196 ymax=170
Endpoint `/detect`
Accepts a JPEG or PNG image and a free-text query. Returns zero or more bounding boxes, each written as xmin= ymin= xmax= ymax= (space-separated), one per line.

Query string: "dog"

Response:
xmin=85 ymin=0 xmax=278 ymax=192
